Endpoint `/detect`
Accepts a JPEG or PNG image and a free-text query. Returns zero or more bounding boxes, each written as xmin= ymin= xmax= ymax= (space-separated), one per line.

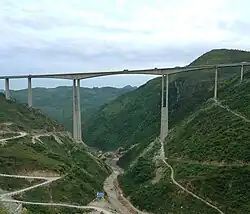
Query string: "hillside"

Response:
xmin=84 ymin=49 xmax=250 ymax=151
xmin=11 ymin=85 xmax=136 ymax=132
xmin=119 ymin=77 xmax=250 ymax=213
xmin=0 ymin=93 xmax=111 ymax=214
xmin=83 ymin=49 xmax=250 ymax=213
xmin=190 ymin=49 xmax=250 ymax=66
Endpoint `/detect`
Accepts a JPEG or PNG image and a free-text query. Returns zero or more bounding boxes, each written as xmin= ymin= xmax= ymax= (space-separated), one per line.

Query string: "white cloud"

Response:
xmin=0 ymin=0 xmax=250 ymax=89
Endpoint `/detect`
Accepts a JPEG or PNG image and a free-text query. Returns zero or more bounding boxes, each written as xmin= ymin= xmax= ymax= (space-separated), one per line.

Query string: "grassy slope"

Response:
xmin=0 ymin=208 xmax=8 ymax=214
xmin=118 ymin=138 xmax=217 ymax=214
xmin=115 ymin=49 xmax=250 ymax=213
xmin=85 ymin=76 xmax=216 ymax=151
xmin=119 ymin=76 xmax=250 ymax=214
xmin=11 ymin=86 xmax=136 ymax=132
xmin=85 ymin=49 xmax=250 ymax=152
xmin=165 ymin=78 xmax=250 ymax=213
xmin=0 ymin=94 xmax=111 ymax=214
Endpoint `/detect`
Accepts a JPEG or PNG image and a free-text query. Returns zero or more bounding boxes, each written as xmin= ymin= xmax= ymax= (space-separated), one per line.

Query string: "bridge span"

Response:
xmin=0 ymin=62 xmax=249 ymax=142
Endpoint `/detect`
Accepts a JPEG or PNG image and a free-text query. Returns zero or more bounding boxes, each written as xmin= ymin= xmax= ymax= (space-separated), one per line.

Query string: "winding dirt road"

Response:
xmin=0 ymin=163 xmax=115 ymax=214
xmin=0 ymin=129 xmax=148 ymax=213
xmin=1 ymin=199 xmax=115 ymax=214
xmin=160 ymin=139 xmax=224 ymax=214
xmin=214 ymin=99 xmax=250 ymax=122
xmin=0 ymin=132 xmax=27 ymax=143
xmin=160 ymin=98 xmax=250 ymax=214
xmin=0 ymin=176 xmax=61 ymax=199
xmin=0 ymin=129 xmax=115 ymax=213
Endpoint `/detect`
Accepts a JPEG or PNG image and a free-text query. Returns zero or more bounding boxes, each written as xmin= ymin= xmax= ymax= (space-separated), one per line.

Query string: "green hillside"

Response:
xmin=119 ymin=77 xmax=250 ymax=213
xmin=83 ymin=49 xmax=250 ymax=213
xmin=190 ymin=49 xmax=250 ymax=66
xmin=84 ymin=49 xmax=250 ymax=152
xmin=0 ymin=94 xmax=111 ymax=214
xmin=11 ymin=85 xmax=136 ymax=132
xmin=84 ymin=76 xmax=216 ymax=151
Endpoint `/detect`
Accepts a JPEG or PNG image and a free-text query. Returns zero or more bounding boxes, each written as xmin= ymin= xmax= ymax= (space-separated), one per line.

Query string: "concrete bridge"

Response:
xmin=0 ymin=62 xmax=249 ymax=142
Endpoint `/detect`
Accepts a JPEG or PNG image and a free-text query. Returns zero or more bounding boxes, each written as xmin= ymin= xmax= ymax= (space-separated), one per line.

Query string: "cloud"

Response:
xmin=0 ymin=0 xmax=250 ymax=89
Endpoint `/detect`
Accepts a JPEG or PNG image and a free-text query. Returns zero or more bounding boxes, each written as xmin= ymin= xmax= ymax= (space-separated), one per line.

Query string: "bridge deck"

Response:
xmin=0 ymin=62 xmax=249 ymax=80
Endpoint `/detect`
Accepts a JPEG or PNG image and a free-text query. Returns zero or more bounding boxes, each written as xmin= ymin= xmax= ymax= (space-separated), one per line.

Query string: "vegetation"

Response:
xmin=84 ymin=76 xmax=216 ymax=151
xmin=0 ymin=94 xmax=60 ymax=132
xmin=169 ymin=161 xmax=250 ymax=214
xmin=0 ymin=207 xmax=8 ymax=214
xmin=115 ymin=49 xmax=250 ymax=213
xmin=2 ymin=48 xmax=250 ymax=213
xmin=189 ymin=49 xmax=250 ymax=66
xmin=119 ymin=78 xmax=250 ymax=213
xmin=0 ymin=177 xmax=43 ymax=191
xmin=11 ymin=85 xmax=136 ymax=132
xmin=118 ymin=150 xmax=218 ymax=213
xmin=84 ymin=49 xmax=250 ymax=152
xmin=21 ymin=206 xmax=94 ymax=214
xmin=0 ymin=94 xmax=111 ymax=214
xmin=166 ymin=75 xmax=250 ymax=162
xmin=0 ymin=132 xmax=19 ymax=139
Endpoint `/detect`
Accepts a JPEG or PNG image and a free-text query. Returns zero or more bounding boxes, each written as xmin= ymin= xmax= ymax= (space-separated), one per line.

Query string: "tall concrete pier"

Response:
xmin=72 ymin=79 xmax=77 ymax=140
xmin=5 ymin=78 xmax=10 ymax=100
xmin=1 ymin=61 xmax=248 ymax=143
xmin=72 ymin=79 xmax=82 ymax=142
xmin=28 ymin=77 xmax=32 ymax=107
xmin=240 ymin=65 xmax=244 ymax=83
xmin=214 ymin=67 xmax=218 ymax=100
xmin=160 ymin=74 xmax=169 ymax=141
xmin=76 ymin=79 xmax=82 ymax=141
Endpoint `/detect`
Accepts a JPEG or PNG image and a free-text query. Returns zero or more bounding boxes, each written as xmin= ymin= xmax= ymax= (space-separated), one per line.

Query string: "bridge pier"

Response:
xmin=72 ymin=79 xmax=77 ymax=140
xmin=28 ymin=77 xmax=33 ymax=107
xmin=214 ymin=67 xmax=218 ymax=100
xmin=72 ymin=79 xmax=82 ymax=142
xmin=160 ymin=74 xmax=169 ymax=141
xmin=76 ymin=79 xmax=82 ymax=142
xmin=5 ymin=78 xmax=10 ymax=100
xmin=240 ymin=65 xmax=244 ymax=83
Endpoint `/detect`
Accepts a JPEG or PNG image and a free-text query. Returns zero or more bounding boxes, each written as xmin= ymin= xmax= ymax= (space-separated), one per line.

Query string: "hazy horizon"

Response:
xmin=0 ymin=83 xmax=138 ymax=91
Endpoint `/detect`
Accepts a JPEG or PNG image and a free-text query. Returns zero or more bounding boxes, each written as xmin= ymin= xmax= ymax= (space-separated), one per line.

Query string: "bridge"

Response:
xmin=0 ymin=62 xmax=249 ymax=142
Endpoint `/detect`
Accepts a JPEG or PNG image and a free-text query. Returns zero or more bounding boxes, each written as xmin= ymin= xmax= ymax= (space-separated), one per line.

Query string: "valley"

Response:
xmin=0 ymin=131 xmax=150 ymax=214
xmin=10 ymin=86 xmax=136 ymax=132
xmin=0 ymin=111 xmax=147 ymax=213
xmin=1 ymin=49 xmax=250 ymax=214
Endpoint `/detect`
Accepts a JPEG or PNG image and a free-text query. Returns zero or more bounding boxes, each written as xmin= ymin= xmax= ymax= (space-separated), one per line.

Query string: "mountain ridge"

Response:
xmin=9 ymin=85 xmax=136 ymax=133
xmin=81 ymin=48 xmax=250 ymax=213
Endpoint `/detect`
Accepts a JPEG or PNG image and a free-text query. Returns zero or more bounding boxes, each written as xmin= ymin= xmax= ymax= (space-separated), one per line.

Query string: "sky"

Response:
xmin=0 ymin=0 xmax=250 ymax=90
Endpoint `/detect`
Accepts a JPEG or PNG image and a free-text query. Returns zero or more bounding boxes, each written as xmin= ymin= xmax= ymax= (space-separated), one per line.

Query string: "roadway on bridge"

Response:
xmin=0 ymin=61 xmax=249 ymax=80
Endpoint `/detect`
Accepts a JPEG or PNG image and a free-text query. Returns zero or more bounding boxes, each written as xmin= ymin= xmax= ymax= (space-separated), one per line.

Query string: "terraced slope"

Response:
xmin=0 ymin=94 xmax=111 ymax=214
